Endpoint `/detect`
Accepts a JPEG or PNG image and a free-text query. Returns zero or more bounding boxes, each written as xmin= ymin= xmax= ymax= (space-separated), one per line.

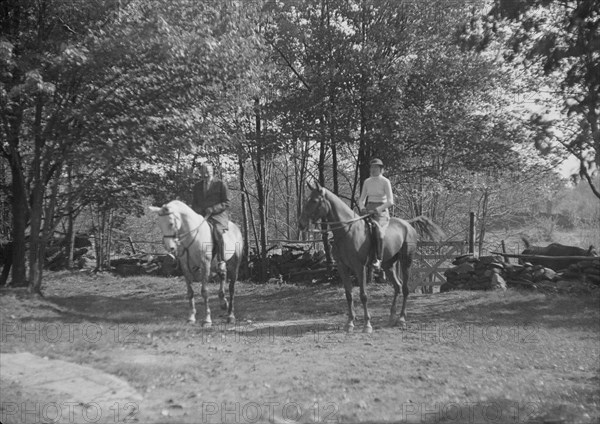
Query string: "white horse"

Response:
xmin=149 ymin=200 xmax=243 ymax=326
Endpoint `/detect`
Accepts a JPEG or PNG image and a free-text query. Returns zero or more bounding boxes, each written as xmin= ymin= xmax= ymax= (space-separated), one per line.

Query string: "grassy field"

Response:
xmin=1 ymin=271 xmax=599 ymax=423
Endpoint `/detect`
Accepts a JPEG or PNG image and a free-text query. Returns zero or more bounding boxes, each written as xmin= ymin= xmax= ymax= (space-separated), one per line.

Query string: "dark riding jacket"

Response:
xmin=192 ymin=179 xmax=230 ymax=231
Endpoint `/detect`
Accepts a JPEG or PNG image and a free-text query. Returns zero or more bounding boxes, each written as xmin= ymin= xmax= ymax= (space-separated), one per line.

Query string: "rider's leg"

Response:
xmin=213 ymin=227 xmax=227 ymax=274
xmin=371 ymin=222 xmax=383 ymax=271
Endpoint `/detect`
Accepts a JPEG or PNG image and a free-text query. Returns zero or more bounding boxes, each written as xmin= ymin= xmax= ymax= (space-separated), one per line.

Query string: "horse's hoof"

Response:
xmin=202 ymin=321 xmax=212 ymax=328
xmin=363 ymin=325 xmax=373 ymax=334
xmin=345 ymin=324 xmax=354 ymax=333
xmin=187 ymin=317 xmax=196 ymax=324
xmin=227 ymin=316 xmax=236 ymax=325
xmin=389 ymin=315 xmax=398 ymax=327
xmin=398 ymin=319 xmax=407 ymax=330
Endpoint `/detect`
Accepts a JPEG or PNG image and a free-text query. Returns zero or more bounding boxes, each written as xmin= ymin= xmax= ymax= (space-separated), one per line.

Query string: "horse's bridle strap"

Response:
xmin=160 ymin=211 xmax=208 ymax=241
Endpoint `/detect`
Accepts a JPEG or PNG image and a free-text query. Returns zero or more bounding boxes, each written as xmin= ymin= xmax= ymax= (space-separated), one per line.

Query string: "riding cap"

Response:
xmin=369 ymin=158 xmax=384 ymax=167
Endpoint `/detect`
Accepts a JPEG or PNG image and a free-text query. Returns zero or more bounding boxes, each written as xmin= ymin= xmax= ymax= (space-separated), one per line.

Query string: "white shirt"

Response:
xmin=358 ymin=175 xmax=394 ymax=210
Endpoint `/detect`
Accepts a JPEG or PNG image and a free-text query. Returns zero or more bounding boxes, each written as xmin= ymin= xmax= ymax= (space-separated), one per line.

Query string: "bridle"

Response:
xmin=159 ymin=211 xmax=204 ymax=241
xmin=302 ymin=193 xmax=371 ymax=234
xmin=158 ymin=210 xmax=209 ymax=268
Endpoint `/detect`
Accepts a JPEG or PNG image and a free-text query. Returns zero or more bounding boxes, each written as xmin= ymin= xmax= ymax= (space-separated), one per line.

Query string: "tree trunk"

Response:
xmin=238 ymin=154 xmax=250 ymax=277
xmin=106 ymin=209 xmax=114 ymax=270
xmin=331 ymin=132 xmax=339 ymax=196
xmin=65 ymin=165 xmax=76 ymax=269
xmin=294 ymin=137 xmax=310 ymax=240
xmin=318 ymin=131 xmax=332 ymax=267
xmin=357 ymin=101 xmax=373 ymax=189
xmin=31 ymin=172 xmax=61 ymax=294
xmin=28 ymin=98 xmax=45 ymax=294
xmin=9 ymin=162 xmax=27 ymax=287
xmin=284 ymin=155 xmax=291 ymax=239
xmin=478 ymin=189 xmax=489 ymax=257
xmin=93 ymin=206 xmax=104 ymax=271
xmin=254 ymin=99 xmax=268 ymax=281
xmin=66 ymin=205 xmax=76 ymax=269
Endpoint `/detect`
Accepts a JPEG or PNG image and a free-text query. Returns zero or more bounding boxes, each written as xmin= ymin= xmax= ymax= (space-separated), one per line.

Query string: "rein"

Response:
xmin=304 ymin=214 xmax=371 ymax=234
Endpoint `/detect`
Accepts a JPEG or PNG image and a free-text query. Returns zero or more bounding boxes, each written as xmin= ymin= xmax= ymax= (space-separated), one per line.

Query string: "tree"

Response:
xmin=464 ymin=0 xmax=600 ymax=198
xmin=0 ymin=0 xmax=266 ymax=291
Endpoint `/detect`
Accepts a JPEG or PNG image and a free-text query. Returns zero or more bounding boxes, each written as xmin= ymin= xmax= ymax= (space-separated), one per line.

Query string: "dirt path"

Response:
xmin=1 ymin=273 xmax=599 ymax=423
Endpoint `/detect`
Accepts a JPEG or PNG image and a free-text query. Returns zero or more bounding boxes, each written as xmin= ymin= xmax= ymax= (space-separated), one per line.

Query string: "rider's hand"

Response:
xmin=360 ymin=208 xmax=368 ymax=215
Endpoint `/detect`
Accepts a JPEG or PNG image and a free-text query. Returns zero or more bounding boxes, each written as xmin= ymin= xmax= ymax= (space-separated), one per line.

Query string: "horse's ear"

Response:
xmin=148 ymin=206 xmax=162 ymax=214
xmin=307 ymin=181 xmax=315 ymax=191
xmin=315 ymin=181 xmax=322 ymax=190
xmin=316 ymin=181 xmax=325 ymax=194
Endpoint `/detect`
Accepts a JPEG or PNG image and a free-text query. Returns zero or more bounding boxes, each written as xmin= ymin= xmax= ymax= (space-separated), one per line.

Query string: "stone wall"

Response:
xmin=442 ymin=255 xmax=600 ymax=294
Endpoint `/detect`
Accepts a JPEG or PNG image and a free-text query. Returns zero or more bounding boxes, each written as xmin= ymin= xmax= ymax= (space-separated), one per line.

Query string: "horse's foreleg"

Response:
xmin=185 ymin=278 xmax=196 ymax=324
xmin=358 ymin=267 xmax=372 ymax=334
xmin=199 ymin=266 xmax=212 ymax=327
xmin=338 ymin=264 xmax=355 ymax=332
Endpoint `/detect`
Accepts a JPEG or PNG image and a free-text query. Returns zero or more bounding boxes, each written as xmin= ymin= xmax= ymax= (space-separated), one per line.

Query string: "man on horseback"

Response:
xmin=358 ymin=158 xmax=394 ymax=272
xmin=192 ymin=163 xmax=230 ymax=274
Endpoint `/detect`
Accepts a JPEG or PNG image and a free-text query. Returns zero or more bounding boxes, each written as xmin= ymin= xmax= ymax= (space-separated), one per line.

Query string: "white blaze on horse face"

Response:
xmin=149 ymin=206 xmax=179 ymax=253
xmin=161 ymin=214 xmax=179 ymax=252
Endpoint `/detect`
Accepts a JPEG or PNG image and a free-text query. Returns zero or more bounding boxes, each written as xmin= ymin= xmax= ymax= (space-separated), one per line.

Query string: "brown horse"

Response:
xmin=298 ymin=182 xmax=444 ymax=333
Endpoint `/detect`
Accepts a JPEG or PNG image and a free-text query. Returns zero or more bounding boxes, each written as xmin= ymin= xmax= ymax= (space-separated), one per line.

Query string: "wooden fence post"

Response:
xmin=501 ymin=240 xmax=508 ymax=262
xmin=128 ymin=236 xmax=137 ymax=255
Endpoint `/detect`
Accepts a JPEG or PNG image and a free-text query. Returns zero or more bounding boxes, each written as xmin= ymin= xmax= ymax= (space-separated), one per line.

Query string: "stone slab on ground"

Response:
xmin=1 ymin=352 xmax=142 ymax=424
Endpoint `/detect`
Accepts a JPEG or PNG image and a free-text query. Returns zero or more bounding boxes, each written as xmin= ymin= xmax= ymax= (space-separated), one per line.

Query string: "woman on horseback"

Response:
xmin=357 ymin=158 xmax=394 ymax=272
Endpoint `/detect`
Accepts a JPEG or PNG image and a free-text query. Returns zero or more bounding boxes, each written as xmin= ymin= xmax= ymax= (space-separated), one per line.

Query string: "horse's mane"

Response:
xmin=164 ymin=200 xmax=199 ymax=218
xmin=322 ymin=188 xmax=358 ymax=218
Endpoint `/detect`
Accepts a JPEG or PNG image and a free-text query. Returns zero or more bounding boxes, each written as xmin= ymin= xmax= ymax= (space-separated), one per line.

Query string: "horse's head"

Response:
xmin=148 ymin=204 xmax=182 ymax=255
xmin=298 ymin=181 xmax=331 ymax=230
xmin=588 ymin=245 xmax=598 ymax=256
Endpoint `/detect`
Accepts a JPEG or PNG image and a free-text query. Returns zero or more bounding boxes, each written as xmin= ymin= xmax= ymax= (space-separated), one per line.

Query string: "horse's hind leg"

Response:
xmin=226 ymin=259 xmax=239 ymax=325
xmin=218 ymin=268 xmax=229 ymax=311
xmin=385 ymin=262 xmax=401 ymax=327
xmin=398 ymin=246 xmax=413 ymax=330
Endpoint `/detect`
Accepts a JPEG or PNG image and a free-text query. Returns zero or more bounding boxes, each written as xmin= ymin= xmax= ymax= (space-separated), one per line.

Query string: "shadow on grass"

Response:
xmin=15 ymin=277 xmax=600 ymax=336
xmin=409 ymin=290 xmax=600 ymax=333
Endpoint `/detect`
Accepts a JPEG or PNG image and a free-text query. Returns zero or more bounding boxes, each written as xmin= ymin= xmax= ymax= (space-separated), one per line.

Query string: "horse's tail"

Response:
xmin=408 ymin=216 xmax=445 ymax=243
xmin=521 ymin=236 xmax=531 ymax=249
